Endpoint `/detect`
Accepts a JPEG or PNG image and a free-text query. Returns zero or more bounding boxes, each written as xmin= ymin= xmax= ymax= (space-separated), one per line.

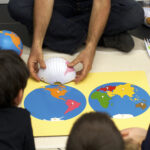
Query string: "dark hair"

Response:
xmin=66 ymin=112 xmax=124 ymax=150
xmin=0 ymin=50 xmax=29 ymax=108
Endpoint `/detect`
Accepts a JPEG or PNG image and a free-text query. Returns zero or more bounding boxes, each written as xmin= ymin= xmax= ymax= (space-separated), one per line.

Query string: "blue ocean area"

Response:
xmin=89 ymin=82 xmax=150 ymax=118
xmin=24 ymin=85 xmax=86 ymax=121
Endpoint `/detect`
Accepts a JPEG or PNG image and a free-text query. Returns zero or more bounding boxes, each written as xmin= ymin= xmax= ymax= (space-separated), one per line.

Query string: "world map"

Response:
xmin=24 ymin=85 xmax=86 ymax=121
xmin=89 ymin=82 xmax=150 ymax=118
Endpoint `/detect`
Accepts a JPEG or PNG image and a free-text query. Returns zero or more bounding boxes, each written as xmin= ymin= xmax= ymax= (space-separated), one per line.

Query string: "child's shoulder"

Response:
xmin=15 ymin=107 xmax=31 ymax=121
xmin=0 ymin=107 xmax=30 ymax=120
xmin=0 ymin=107 xmax=31 ymax=129
xmin=14 ymin=107 xmax=30 ymax=116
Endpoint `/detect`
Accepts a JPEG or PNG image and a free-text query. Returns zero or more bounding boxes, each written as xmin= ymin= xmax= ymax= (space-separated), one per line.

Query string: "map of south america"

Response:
xmin=24 ymin=84 xmax=86 ymax=120
xmin=45 ymin=85 xmax=81 ymax=114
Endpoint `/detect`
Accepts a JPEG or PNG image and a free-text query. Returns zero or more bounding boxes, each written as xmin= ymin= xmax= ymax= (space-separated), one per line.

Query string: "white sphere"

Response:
xmin=38 ymin=57 xmax=76 ymax=84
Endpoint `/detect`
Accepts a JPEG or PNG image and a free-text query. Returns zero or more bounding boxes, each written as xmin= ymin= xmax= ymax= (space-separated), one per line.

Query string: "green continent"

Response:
xmin=91 ymin=91 xmax=111 ymax=108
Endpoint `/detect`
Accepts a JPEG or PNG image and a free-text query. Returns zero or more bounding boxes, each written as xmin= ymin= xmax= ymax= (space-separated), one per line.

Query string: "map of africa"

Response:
xmin=0 ymin=30 xmax=23 ymax=55
xmin=89 ymin=82 xmax=150 ymax=118
xmin=24 ymin=85 xmax=86 ymax=121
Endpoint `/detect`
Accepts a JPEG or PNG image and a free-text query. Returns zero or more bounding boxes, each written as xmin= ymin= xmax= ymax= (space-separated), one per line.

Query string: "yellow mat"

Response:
xmin=22 ymin=71 xmax=150 ymax=137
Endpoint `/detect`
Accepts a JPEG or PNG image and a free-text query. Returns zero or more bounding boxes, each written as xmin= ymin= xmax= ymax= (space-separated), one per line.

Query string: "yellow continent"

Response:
xmin=107 ymin=83 xmax=135 ymax=98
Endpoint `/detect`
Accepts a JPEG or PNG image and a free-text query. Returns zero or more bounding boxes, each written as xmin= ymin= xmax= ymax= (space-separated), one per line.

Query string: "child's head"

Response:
xmin=66 ymin=112 xmax=124 ymax=150
xmin=0 ymin=50 xmax=29 ymax=108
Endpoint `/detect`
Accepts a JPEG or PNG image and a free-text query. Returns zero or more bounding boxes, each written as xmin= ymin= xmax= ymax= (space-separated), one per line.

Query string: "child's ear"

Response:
xmin=14 ymin=89 xmax=24 ymax=106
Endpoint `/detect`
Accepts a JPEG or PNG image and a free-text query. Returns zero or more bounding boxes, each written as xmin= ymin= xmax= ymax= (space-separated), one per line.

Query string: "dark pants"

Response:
xmin=8 ymin=0 xmax=144 ymax=54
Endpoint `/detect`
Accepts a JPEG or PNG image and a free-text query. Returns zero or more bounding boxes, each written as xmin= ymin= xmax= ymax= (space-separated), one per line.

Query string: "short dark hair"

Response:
xmin=0 ymin=50 xmax=29 ymax=108
xmin=66 ymin=112 xmax=124 ymax=150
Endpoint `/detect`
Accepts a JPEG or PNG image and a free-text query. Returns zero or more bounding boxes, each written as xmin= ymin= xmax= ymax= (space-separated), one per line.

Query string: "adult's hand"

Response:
xmin=27 ymin=47 xmax=46 ymax=81
xmin=121 ymin=127 xmax=147 ymax=145
xmin=27 ymin=0 xmax=54 ymax=81
xmin=68 ymin=48 xmax=95 ymax=83
xmin=68 ymin=0 xmax=110 ymax=83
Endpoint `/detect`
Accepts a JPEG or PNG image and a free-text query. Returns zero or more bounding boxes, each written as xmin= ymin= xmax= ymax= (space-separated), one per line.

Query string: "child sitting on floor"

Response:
xmin=66 ymin=112 xmax=150 ymax=150
xmin=66 ymin=112 xmax=124 ymax=150
xmin=0 ymin=50 xmax=35 ymax=150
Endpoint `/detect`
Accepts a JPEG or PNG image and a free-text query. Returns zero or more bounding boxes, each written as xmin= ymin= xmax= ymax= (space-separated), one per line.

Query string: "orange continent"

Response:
xmin=5 ymin=32 xmax=23 ymax=55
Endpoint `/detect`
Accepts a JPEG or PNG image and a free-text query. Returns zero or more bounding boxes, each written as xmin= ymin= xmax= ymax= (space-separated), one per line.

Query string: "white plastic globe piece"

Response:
xmin=38 ymin=57 xmax=76 ymax=84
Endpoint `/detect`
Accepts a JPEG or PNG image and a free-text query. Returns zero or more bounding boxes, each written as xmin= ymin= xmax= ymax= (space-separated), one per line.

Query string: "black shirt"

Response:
xmin=0 ymin=107 xmax=35 ymax=150
xmin=142 ymin=126 xmax=150 ymax=150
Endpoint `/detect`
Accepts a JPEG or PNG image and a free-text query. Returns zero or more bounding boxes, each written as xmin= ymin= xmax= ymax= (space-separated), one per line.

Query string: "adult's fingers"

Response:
xmin=39 ymin=58 xmax=46 ymax=69
xmin=120 ymin=130 xmax=129 ymax=137
xmin=68 ymin=58 xmax=80 ymax=68
xmin=28 ymin=60 xmax=40 ymax=81
xmin=75 ymin=66 xmax=89 ymax=83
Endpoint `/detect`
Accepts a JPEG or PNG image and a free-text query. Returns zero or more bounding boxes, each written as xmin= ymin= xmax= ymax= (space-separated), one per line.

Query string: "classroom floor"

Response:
xmin=1 ymin=3 xmax=150 ymax=150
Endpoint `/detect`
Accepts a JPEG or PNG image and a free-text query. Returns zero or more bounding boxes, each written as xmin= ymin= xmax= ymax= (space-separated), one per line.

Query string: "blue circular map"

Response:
xmin=89 ymin=82 xmax=150 ymax=118
xmin=24 ymin=85 xmax=86 ymax=121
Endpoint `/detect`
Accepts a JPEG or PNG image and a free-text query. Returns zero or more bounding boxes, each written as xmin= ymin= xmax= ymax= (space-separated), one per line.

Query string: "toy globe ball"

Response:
xmin=0 ymin=30 xmax=23 ymax=56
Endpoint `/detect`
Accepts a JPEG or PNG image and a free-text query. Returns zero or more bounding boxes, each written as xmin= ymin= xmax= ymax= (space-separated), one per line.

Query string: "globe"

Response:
xmin=24 ymin=84 xmax=86 ymax=121
xmin=0 ymin=30 xmax=23 ymax=56
xmin=89 ymin=82 xmax=150 ymax=119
